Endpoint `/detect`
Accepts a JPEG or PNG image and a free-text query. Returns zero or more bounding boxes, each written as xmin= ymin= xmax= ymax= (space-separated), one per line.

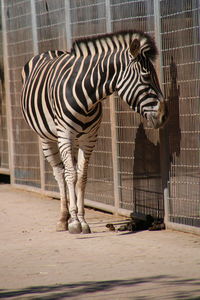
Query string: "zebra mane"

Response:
xmin=71 ymin=30 xmax=158 ymax=61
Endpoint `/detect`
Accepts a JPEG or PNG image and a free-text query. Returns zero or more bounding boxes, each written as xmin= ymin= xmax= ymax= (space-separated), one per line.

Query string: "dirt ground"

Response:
xmin=0 ymin=184 xmax=200 ymax=300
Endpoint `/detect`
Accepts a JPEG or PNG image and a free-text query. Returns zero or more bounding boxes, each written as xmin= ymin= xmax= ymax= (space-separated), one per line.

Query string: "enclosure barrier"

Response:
xmin=0 ymin=0 xmax=199 ymax=234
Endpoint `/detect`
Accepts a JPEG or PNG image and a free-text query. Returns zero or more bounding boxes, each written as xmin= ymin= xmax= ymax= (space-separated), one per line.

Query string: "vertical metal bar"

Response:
xmin=30 ymin=0 xmax=38 ymax=55
xmin=109 ymin=96 xmax=121 ymax=214
xmin=105 ymin=0 xmax=112 ymax=33
xmin=153 ymin=0 xmax=163 ymax=83
xmin=30 ymin=0 xmax=45 ymax=191
xmin=65 ymin=0 xmax=72 ymax=51
xmin=1 ymin=0 xmax=14 ymax=183
xmin=105 ymin=0 xmax=121 ymax=214
xmin=154 ymin=0 xmax=170 ymax=224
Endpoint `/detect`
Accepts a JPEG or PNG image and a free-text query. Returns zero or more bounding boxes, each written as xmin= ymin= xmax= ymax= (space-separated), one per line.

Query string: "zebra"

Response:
xmin=21 ymin=30 xmax=168 ymax=234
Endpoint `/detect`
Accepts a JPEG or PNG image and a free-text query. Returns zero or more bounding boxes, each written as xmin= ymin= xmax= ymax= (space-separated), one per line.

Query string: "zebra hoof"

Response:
xmin=68 ymin=221 xmax=82 ymax=234
xmin=81 ymin=223 xmax=91 ymax=234
xmin=56 ymin=221 xmax=68 ymax=232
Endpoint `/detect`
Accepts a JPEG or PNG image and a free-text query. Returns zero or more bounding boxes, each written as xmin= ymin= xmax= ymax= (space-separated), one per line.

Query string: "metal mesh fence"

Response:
xmin=0 ymin=6 xmax=9 ymax=173
xmin=111 ymin=0 xmax=155 ymax=33
xmin=2 ymin=0 xmax=41 ymax=187
xmin=36 ymin=0 xmax=66 ymax=52
xmin=86 ymin=100 xmax=114 ymax=206
xmin=70 ymin=0 xmax=106 ymax=39
xmin=70 ymin=0 xmax=114 ymax=207
xmin=111 ymin=0 xmax=163 ymax=216
xmin=160 ymin=0 xmax=200 ymax=227
xmin=35 ymin=0 xmax=67 ymax=193
xmin=1 ymin=0 xmax=199 ymax=231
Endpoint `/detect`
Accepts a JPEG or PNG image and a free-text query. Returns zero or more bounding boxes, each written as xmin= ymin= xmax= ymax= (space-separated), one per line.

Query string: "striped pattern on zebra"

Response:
xmin=21 ymin=30 xmax=168 ymax=234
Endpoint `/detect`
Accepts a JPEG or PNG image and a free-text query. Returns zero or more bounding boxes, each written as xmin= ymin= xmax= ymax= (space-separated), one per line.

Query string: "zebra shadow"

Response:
xmin=132 ymin=123 xmax=164 ymax=219
xmin=132 ymin=56 xmax=181 ymax=220
xmin=166 ymin=56 xmax=181 ymax=157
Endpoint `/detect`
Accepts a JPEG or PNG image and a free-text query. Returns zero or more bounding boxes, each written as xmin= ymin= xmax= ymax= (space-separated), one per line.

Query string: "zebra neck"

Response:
xmin=72 ymin=51 xmax=123 ymax=113
xmin=69 ymin=35 xmax=131 ymax=112
xmin=71 ymin=33 xmax=130 ymax=57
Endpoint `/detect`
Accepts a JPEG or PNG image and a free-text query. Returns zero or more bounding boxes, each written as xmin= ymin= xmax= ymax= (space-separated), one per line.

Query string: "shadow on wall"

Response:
xmin=167 ymin=56 xmax=181 ymax=157
xmin=133 ymin=123 xmax=161 ymax=178
xmin=133 ymin=122 xmax=163 ymax=218
xmin=132 ymin=56 xmax=181 ymax=218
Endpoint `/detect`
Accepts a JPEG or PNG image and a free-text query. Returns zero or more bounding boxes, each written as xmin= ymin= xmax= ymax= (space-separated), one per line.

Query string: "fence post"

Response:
xmin=153 ymin=0 xmax=170 ymax=224
xmin=105 ymin=0 xmax=121 ymax=214
xmin=30 ymin=0 xmax=45 ymax=192
xmin=153 ymin=0 xmax=163 ymax=83
xmin=30 ymin=0 xmax=38 ymax=55
xmin=1 ymin=0 xmax=14 ymax=182
xmin=105 ymin=0 xmax=112 ymax=33
xmin=65 ymin=0 xmax=72 ymax=51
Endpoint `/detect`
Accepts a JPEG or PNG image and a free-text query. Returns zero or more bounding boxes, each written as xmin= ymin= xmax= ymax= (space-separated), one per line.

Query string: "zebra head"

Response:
xmin=116 ymin=34 xmax=168 ymax=129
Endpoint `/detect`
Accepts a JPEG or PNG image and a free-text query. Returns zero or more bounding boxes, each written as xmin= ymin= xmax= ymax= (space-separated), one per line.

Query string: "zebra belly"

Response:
xmin=22 ymin=103 xmax=58 ymax=141
xmin=21 ymin=77 xmax=58 ymax=141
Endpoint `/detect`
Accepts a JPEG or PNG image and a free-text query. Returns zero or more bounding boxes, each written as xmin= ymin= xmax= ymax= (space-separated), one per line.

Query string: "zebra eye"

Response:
xmin=142 ymin=72 xmax=151 ymax=81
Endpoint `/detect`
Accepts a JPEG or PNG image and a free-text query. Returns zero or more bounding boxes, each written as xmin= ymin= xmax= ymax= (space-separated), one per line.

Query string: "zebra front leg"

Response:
xmin=66 ymin=165 xmax=82 ymax=234
xmin=41 ymin=140 xmax=70 ymax=231
xmin=76 ymin=148 xmax=92 ymax=234
xmin=60 ymin=145 xmax=82 ymax=234
xmin=53 ymin=164 xmax=70 ymax=231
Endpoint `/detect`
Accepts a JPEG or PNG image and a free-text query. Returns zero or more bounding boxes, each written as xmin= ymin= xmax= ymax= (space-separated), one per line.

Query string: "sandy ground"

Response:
xmin=0 ymin=184 xmax=200 ymax=300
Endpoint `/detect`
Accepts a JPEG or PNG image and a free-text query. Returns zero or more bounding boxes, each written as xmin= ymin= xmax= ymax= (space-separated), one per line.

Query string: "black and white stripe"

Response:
xmin=21 ymin=30 xmax=167 ymax=233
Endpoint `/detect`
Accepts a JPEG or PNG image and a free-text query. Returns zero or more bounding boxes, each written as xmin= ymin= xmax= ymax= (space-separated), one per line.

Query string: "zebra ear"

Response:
xmin=130 ymin=39 xmax=140 ymax=57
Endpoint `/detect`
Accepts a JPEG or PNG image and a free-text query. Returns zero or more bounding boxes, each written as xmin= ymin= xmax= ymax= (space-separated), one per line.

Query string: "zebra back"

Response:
xmin=21 ymin=50 xmax=66 ymax=85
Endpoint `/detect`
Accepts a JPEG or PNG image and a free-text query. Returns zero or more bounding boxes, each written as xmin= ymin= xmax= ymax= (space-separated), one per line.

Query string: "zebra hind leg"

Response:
xmin=41 ymin=140 xmax=70 ymax=231
xmin=53 ymin=164 xmax=70 ymax=231
xmin=64 ymin=151 xmax=82 ymax=234
xmin=57 ymin=141 xmax=82 ymax=234
xmin=75 ymin=147 xmax=95 ymax=234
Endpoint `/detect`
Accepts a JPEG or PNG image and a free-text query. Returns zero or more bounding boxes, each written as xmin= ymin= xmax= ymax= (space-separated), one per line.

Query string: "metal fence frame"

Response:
xmin=0 ymin=0 xmax=199 ymax=234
